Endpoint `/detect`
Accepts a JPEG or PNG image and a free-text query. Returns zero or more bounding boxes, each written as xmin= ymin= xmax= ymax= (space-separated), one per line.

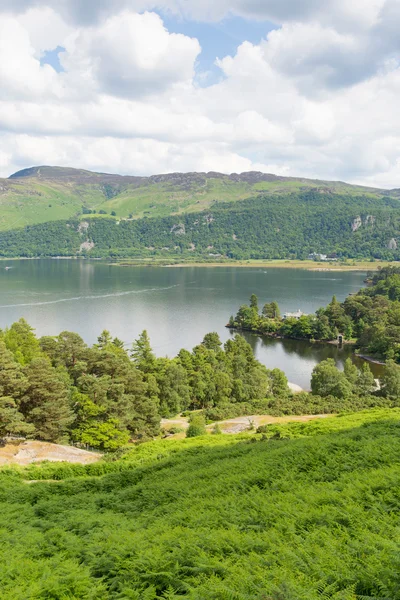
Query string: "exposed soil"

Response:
xmin=0 ymin=440 xmax=102 ymax=466
xmin=161 ymin=413 xmax=334 ymax=436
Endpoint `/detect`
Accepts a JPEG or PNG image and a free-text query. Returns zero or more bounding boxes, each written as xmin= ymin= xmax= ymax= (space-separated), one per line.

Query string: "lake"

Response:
xmin=0 ymin=260 xmax=372 ymax=388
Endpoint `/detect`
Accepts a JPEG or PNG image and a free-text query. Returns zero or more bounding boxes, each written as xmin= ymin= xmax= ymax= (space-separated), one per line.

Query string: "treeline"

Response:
xmin=1 ymin=190 xmax=400 ymax=259
xmin=2 ymin=317 xmax=400 ymax=449
xmin=0 ymin=320 xmax=294 ymax=448
xmin=230 ymin=265 xmax=400 ymax=362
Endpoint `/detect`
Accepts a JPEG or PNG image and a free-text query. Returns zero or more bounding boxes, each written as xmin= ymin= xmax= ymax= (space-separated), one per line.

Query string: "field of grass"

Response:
xmin=0 ymin=166 xmax=397 ymax=231
xmin=0 ymin=408 xmax=399 ymax=598
xmin=113 ymin=258 xmax=392 ymax=271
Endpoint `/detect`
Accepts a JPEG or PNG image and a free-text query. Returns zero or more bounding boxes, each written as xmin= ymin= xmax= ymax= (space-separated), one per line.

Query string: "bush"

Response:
xmin=186 ymin=414 xmax=207 ymax=438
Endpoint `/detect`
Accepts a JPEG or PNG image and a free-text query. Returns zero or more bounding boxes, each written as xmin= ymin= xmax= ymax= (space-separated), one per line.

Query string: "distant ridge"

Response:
xmin=6 ymin=165 xmax=384 ymax=191
xmin=0 ymin=164 xmax=398 ymax=233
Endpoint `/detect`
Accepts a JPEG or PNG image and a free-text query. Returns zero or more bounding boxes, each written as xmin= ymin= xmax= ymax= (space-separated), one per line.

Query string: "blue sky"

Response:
xmin=160 ymin=14 xmax=276 ymax=85
xmin=41 ymin=14 xmax=276 ymax=85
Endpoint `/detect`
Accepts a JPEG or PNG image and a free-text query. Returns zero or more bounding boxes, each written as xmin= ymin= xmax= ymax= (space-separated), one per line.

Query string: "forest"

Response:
xmin=1 ymin=312 xmax=400 ymax=449
xmin=1 ymin=190 xmax=400 ymax=259
xmin=230 ymin=265 xmax=400 ymax=364
xmin=0 ymin=409 xmax=399 ymax=598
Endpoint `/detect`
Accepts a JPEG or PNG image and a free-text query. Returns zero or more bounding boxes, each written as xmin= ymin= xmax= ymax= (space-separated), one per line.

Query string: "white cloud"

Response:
xmin=0 ymin=16 xmax=61 ymax=100
xmin=0 ymin=1 xmax=399 ymax=188
xmin=61 ymin=11 xmax=201 ymax=98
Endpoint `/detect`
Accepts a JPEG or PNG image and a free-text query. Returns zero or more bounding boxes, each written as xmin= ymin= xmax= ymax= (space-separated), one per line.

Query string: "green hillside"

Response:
xmin=1 ymin=190 xmax=400 ymax=259
xmin=0 ymin=165 xmax=398 ymax=231
xmin=0 ymin=409 xmax=399 ymax=598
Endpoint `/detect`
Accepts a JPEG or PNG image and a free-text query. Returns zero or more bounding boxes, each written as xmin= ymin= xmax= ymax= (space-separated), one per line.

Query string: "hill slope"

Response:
xmin=1 ymin=190 xmax=400 ymax=259
xmin=0 ymin=165 xmax=398 ymax=231
xmin=0 ymin=409 xmax=399 ymax=598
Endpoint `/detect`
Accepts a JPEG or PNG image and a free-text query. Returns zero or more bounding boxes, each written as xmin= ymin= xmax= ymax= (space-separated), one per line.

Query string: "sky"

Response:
xmin=0 ymin=0 xmax=399 ymax=187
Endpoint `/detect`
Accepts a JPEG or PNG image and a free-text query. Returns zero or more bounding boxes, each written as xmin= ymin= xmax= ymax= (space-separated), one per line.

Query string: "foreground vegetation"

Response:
xmin=230 ymin=265 xmax=400 ymax=363
xmin=0 ymin=409 xmax=399 ymax=598
xmin=2 ymin=190 xmax=400 ymax=260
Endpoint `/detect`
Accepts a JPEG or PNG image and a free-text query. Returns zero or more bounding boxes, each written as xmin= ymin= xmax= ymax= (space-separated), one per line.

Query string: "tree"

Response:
xmin=344 ymin=358 xmax=358 ymax=386
xmin=381 ymin=360 xmax=400 ymax=400
xmin=56 ymin=331 xmax=88 ymax=368
xmin=0 ymin=397 xmax=35 ymax=438
xmin=262 ymin=302 xmax=280 ymax=319
xmin=201 ymin=332 xmax=222 ymax=353
xmin=158 ymin=360 xmax=191 ymax=416
xmin=70 ymin=393 xmax=129 ymax=451
xmin=0 ymin=342 xmax=28 ymax=399
xmin=250 ymin=294 xmax=259 ymax=313
xmin=235 ymin=304 xmax=257 ymax=329
xmin=3 ymin=319 xmax=41 ymax=365
xmin=96 ymin=330 xmax=112 ymax=349
xmin=355 ymin=362 xmax=375 ymax=396
xmin=269 ymin=368 xmax=289 ymax=397
xmin=21 ymin=358 xmax=74 ymax=442
xmin=311 ymin=359 xmax=352 ymax=399
xmin=131 ymin=331 xmax=157 ymax=373
xmin=186 ymin=414 xmax=206 ymax=438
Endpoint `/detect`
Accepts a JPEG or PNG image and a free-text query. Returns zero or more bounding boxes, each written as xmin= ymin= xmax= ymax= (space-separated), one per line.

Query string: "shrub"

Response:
xmin=186 ymin=414 xmax=207 ymax=438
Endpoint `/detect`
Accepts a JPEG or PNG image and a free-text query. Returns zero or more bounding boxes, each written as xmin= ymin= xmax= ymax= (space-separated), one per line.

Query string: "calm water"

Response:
xmin=0 ymin=260 xmax=371 ymax=388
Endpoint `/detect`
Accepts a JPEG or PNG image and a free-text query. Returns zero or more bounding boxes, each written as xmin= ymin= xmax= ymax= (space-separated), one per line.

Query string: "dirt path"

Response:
xmin=0 ymin=441 xmax=102 ymax=466
xmin=162 ymin=413 xmax=334 ymax=435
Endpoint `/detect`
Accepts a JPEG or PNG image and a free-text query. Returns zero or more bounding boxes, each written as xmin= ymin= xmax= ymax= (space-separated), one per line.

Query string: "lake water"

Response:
xmin=0 ymin=260 xmax=372 ymax=389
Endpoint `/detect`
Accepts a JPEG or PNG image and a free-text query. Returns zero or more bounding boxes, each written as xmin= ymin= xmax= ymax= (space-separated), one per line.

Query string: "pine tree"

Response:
xmin=131 ymin=331 xmax=157 ymax=373
xmin=21 ymin=358 xmax=74 ymax=442
xmin=0 ymin=342 xmax=28 ymax=399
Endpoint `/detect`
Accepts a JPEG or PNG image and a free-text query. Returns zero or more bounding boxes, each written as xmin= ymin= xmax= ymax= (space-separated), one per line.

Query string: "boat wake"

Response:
xmin=0 ymin=284 xmax=180 ymax=308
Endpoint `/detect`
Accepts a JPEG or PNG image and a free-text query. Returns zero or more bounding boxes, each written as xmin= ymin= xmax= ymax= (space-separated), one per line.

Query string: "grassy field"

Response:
xmin=0 ymin=408 xmax=399 ymax=598
xmin=113 ymin=258 xmax=393 ymax=270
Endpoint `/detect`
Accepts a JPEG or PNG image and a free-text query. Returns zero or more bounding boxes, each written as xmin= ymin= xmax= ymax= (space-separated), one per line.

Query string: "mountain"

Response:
xmin=1 ymin=165 xmax=398 ymax=232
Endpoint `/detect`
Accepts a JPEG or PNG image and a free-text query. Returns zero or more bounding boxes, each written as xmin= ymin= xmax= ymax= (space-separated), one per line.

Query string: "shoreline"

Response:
xmin=114 ymin=259 xmax=395 ymax=271
xmin=228 ymin=326 xmax=385 ymax=367
xmin=0 ymin=257 xmax=396 ymax=271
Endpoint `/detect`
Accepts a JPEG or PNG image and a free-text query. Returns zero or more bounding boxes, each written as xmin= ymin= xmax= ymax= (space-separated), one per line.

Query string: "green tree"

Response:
xmin=158 ymin=360 xmax=191 ymax=416
xmin=3 ymin=318 xmax=41 ymax=365
xmin=0 ymin=397 xmax=35 ymax=438
xmin=262 ymin=302 xmax=280 ymax=319
xmin=96 ymin=330 xmax=113 ymax=349
xmin=131 ymin=330 xmax=157 ymax=373
xmin=344 ymin=358 xmax=358 ymax=386
xmin=201 ymin=332 xmax=222 ymax=353
xmin=311 ymin=359 xmax=352 ymax=399
xmin=269 ymin=368 xmax=289 ymax=397
xmin=186 ymin=413 xmax=206 ymax=438
xmin=0 ymin=342 xmax=28 ymax=399
xmin=250 ymin=294 xmax=259 ymax=313
xmin=355 ymin=362 xmax=376 ymax=396
xmin=21 ymin=358 xmax=74 ymax=442
xmin=381 ymin=360 xmax=400 ymax=400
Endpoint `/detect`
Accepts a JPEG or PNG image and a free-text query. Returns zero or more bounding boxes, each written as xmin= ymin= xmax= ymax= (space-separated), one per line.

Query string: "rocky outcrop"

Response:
xmin=365 ymin=215 xmax=376 ymax=226
xmin=387 ymin=238 xmax=397 ymax=250
xmin=79 ymin=241 xmax=95 ymax=252
xmin=352 ymin=216 xmax=362 ymax=232
xmin=78 ymin=221 xmax=89 ymax=233
xmin=170 ymin=223 xmax=186 ymax=235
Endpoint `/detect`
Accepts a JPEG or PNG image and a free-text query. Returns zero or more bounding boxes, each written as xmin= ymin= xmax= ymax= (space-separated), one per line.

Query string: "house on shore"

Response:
xmin=283 ymin=309 xmax=305 ymax=320
xmin=308 ymin=252 xmax=338 ymax=262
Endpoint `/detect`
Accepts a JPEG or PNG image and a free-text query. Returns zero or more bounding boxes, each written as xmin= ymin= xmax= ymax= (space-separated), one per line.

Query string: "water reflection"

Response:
xmin=235 ymin=330 xmax=382 ymax=389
